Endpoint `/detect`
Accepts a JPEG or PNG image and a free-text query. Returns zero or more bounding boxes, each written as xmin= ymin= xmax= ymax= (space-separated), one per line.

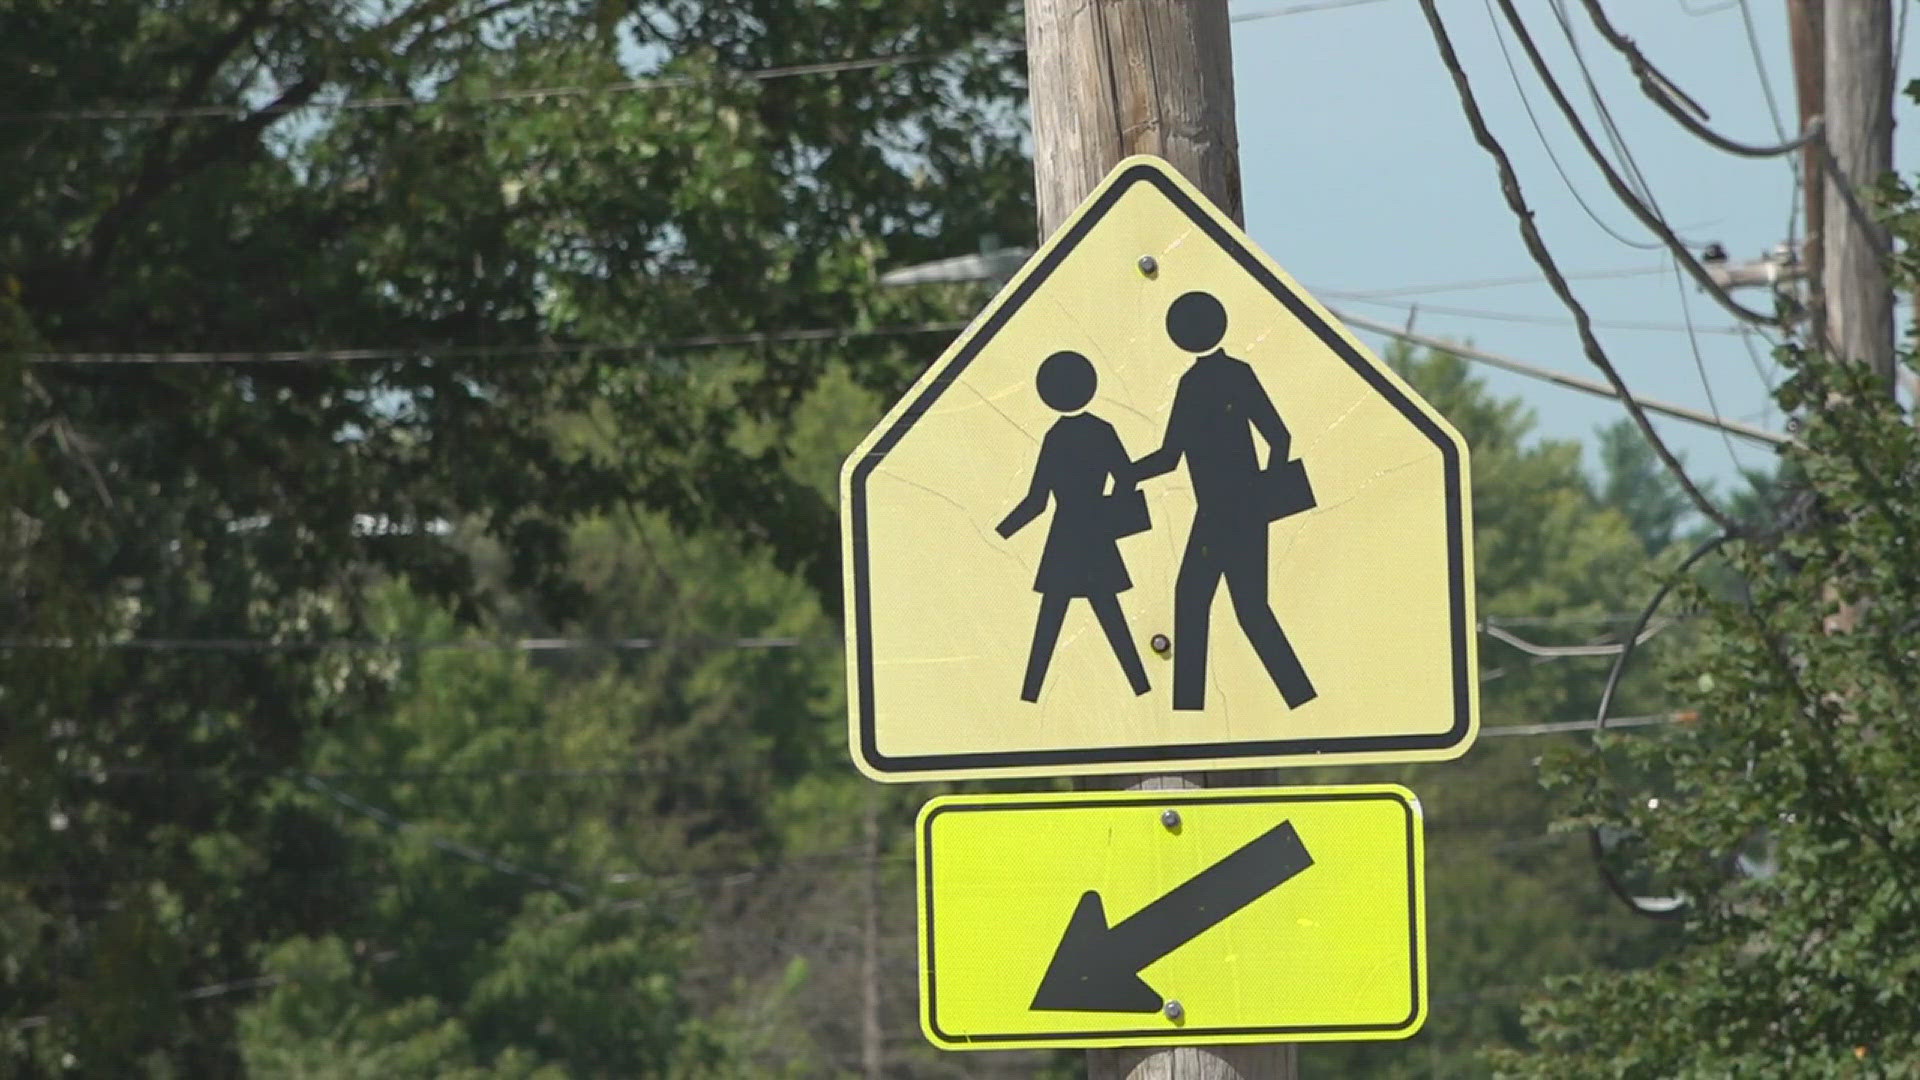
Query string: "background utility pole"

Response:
xmin=1023 ymin=2 xmax=1295 ymax=1078
xmin=1787 ymin=0 xmax=1824 ymax=342
xmin=1819 ymin=0 xmax=1895 ymax=387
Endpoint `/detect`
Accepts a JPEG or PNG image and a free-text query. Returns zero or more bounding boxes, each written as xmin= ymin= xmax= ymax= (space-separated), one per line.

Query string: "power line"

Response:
xmin=1487 ymin=612 xmax=1671 ymax=626
xmin=1673 ymin=252 xmax=1749 ymax=472
xmin=1419 ymin=0 xmax=1741 ymax=536
xmin=1333 ymin=308 xmax=1791 ymax=446
xmin=31 ymin=272 xmax=1736 ymax=366
xmin=99 ymin=765 xmax=677 ymax=780
xmin=1481 ymin=619 xmax=1672 ymax=658
xmin=1578 ymin=0 xmax=1846 ymax=343
xmin=1231 ymin=0 xmax=1394 ymax=23
xmin=1571 ymin=0 xmax=1848 ymax=339
xmin=1481 ymin=0 xmax=1663 ymax=250
xmin=0 ymin=48 xmax=1022 ymax=124
xmin=301 ymin=772 xmax=593 ymax=899
xmin=1552 ymin=2 xmax=1787 ymax=467
xmin=1729 ymin=0 xmax=1806 ymax=278
xmin=1324 ymin=293 xmax=1754 ymax=335
xmin=22 ymin=322 xmax=969 ymax=366
xmin=1493 ymin=0 xmax=1786 ymax=329
xmin=1735 ymin=0 xmax=1790 ymax=141
xmin=1327 ymin=264 xmax=1666 ymax=298
xmin=0 ymin=635 xmax=804 ymax=652
xmin=1549 ymin=0 xmax=1664 ymax=218
xmin=1481 ymin=613 xmax=1685 ymax=686
xmin=4 ymin=1 xmax=1375 ymax=126
xmin=1738 ymin=325 xmax=1782 ymax=427
xmin=1585 ymin=531 xmax=1732 ymax=919
xmin=1480 ymin=712 xmax=1685 ymax=738
xmin=0 ymin=613 xmax=1700 ymax=655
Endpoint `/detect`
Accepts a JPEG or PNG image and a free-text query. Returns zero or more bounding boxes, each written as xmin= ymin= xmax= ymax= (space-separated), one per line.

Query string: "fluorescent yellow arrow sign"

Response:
xmin=916 ymin=785 xmax=1427 ymax=1051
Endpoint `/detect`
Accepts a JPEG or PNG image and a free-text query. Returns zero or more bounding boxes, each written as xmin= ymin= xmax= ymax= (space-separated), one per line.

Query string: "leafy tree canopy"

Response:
xmin=1490 ymin=105 xmax=1920 ymax=1080
xmin=2 ymin=1 xmax=1025 ymax=1071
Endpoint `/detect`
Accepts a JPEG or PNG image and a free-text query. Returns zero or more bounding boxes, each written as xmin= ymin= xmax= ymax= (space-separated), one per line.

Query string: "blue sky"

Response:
xmin=1230 ymin=0 xmax=1916 ymax=496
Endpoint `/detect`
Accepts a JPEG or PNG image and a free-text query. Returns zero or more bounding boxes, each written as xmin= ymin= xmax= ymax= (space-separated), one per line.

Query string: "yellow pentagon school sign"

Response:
xmin=915 ymin=786 xmax=1427 ymax=1051
xmin=842 ymin=155 xmax=1477 ymax=781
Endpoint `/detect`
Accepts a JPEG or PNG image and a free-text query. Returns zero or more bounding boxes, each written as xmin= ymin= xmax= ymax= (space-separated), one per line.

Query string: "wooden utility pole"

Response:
xmin=1026 ymin=0 xmax=1243 ymax=236
xmin=1819 ymin=0 xmax=1895 ymax=387
xmin=1787 ymin=0 xmax=1824 ymax=341
xmin=1024 ymin=3 xmax=1295 ymax=1078
xmin=1794 ymin=3 xmax=1896 ymax=635
xmin=860 ymin=795 xmax=883 ymax=1080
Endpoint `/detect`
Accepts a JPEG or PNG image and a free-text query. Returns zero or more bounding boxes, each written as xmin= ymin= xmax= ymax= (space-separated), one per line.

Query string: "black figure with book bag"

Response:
xmin=997 ymin=350 xmax=1154 ymax=703
xmin=1126 ymin=290 xmax=1319 ymax=711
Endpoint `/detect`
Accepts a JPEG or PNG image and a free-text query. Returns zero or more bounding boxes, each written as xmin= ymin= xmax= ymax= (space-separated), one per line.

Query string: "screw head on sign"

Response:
xmin=1138 ymin=254 xmax=1159 ymax=277
xmin=1163 ymin=999 xmax=1184 ymax=1021
xmin=1149 ymin=633 xmax=1171 ymax=655
xmin=1160 ymin=809 xmax=1181 ymax=830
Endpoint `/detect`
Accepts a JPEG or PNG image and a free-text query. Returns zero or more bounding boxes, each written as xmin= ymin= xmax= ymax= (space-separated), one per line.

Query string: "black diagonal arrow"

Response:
xmin=1029 ymin=820 xmax=1314 ymax=1013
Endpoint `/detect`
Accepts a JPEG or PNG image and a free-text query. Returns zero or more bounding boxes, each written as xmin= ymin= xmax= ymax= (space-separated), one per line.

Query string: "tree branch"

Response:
xmin=170 ymin=0 xmax=279 ymax=135
xmin=82 ymin=0 xmax=484 ymax=276
xmin=399 ymin=0 xmax=540 ymax=58
xmin=89 ymin=0 xmax=283 ymax=273
xmin=85 ymin=72 xmax=327 ymax=275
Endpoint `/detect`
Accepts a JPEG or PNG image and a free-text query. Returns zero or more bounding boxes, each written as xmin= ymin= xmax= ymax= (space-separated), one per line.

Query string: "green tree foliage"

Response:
xmin=1 ymin=1 xmax=1026 ymax=1072
xmin=228 ymin=580 xmax=781 ymax=1076
xmin=1 ymin=292 xmax=111 ymax=1072
xmin=1488 ymin=171 xmax=1920 ymax=1080
xmin=228 ymin=373 xmax=912 ymax=1076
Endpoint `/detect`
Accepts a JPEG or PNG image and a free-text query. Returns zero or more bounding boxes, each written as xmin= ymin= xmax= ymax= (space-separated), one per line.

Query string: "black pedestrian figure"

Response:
xmin=1127 ymin=291 xmax=1318 ymax=711
xmin=997 ymin=351 xmax=1153 ymax=703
